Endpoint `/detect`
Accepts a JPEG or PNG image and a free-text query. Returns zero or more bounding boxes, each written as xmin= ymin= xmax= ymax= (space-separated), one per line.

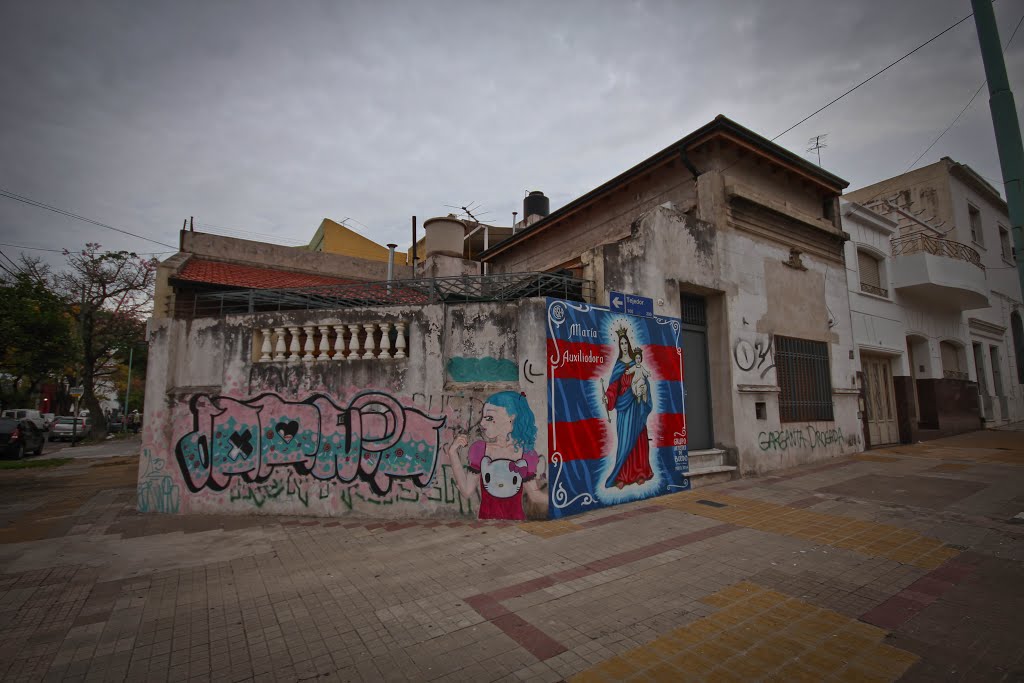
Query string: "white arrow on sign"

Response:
xmin=612 ymin=296 xmax=623 ymax=309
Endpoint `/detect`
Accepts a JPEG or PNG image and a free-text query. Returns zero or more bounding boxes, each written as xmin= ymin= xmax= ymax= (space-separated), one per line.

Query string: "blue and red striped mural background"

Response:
xmin=546 ymin=298 xmax=690 ymax=518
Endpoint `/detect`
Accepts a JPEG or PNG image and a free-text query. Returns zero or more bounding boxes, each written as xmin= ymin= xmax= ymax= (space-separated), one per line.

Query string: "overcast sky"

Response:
xmin=1 ymin=0 xmax=1022 ymax=270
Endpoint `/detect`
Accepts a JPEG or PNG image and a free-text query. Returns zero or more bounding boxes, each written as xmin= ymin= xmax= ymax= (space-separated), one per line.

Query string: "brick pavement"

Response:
xmin=0 ymin=429 xmax=1020 ymax=681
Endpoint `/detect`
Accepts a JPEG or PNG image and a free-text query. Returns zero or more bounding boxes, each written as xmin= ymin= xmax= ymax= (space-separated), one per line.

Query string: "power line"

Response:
xmin=0 ymin=187 xmax=177 ymax=249
xmin=0 ymin=241 xmax=174 ymax=256
xmin=772 ymin=10 xmax=977 ymax=142
xmin=906 ymin=10 xmax=1024 ymax=173
xmin=0 ymin=249 xmax=21 ymax=277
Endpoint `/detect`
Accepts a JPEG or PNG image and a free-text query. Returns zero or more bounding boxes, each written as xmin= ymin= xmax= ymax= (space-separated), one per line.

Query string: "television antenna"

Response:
xmin=807 ymin=134 xmax=828 ymax=166
xmin=443 ymin=201 xmax=492 ymax=224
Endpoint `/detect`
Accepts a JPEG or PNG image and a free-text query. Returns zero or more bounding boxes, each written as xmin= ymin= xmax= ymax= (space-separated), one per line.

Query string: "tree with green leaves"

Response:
xmin=0 ymin=271 xmax=78 ymax=410
xmin=51 ymin=244 xmax=157 ymax=438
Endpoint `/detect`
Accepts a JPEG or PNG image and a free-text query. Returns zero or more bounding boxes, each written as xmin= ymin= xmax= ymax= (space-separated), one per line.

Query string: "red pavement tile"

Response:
xmin=861 ymin=594 xmax=923 ymax=630
xmin=489 ymin=613 xmax=567 ymax=661
xmin=906 ymin=576 xmax=955 ymax=597
xmin=488 ymin=577 xmax=556 ymax=602
xmin=464 ymin=595 xmax=510 ymax=620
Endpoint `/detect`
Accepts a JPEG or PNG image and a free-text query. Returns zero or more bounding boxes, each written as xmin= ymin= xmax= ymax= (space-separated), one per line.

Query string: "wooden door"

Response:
xmin=863 ymin=354 xmax=899 ymax=446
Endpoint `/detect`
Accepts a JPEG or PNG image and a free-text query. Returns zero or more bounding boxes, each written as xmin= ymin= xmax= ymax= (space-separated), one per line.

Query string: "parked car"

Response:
xmin=107 ymin=415 xmax=124 ymax=432
xmin=50 ymin=416 xmax=92 ymax=442
xmin=0 ymin=418 xmax=45 ymax=458
xmin=1 ymin=409 xmax=47 ymax=431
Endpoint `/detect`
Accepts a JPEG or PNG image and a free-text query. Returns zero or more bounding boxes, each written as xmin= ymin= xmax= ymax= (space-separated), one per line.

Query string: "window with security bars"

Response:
xmin=857 ymin=250 xmax=886 ymax=297
xmin=775 ymin=336 xmax=834 ymax=422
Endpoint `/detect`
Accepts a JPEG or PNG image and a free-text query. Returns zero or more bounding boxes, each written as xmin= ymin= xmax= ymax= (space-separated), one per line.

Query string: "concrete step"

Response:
xmin=687 ymin=465 xmax=737 ymax=488
xmin=688 ymin=448 xmax=728 ymax=469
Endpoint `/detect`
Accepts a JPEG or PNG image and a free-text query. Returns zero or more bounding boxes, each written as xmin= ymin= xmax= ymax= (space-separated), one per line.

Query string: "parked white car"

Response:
xmin=1 ymin=409 xmax=47 ymax=431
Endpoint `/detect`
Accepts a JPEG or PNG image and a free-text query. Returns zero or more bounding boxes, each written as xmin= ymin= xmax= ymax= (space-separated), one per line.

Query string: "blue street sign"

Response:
xmin=609 ymin=291 xmax=654 ymax=317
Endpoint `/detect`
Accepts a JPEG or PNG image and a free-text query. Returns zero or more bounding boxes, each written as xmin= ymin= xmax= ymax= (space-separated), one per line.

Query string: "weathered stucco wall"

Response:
xmin=140 ymin=300 xmax=549 ymax=519
xmin=599 ymin=202 xmax=862 ymax=474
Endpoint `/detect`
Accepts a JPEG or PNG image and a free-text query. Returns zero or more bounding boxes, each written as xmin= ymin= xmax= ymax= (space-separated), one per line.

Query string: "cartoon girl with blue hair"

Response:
xmin=447 ymin=391 xmax=546 ymax=520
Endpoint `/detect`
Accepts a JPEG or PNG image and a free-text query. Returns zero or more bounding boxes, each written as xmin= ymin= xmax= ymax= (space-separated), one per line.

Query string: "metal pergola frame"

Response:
xmin=183 ymin=271 xmax=594 ymax=318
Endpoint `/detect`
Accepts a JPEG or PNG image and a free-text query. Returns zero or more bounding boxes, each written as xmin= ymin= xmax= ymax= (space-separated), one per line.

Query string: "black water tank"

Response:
xmin=524 ymin=190 xmax=550 ymax=219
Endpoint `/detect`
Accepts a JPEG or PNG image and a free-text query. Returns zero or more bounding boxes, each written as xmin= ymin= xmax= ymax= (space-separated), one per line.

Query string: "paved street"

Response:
xmin=39 ymin=435 xmax=143 ymax=461
xmin=0 ymin=430 xmax=1021 ymax=682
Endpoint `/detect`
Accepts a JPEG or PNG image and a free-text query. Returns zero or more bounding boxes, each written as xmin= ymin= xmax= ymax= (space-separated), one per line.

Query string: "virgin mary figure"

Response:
xmin=603 ymin=326 xmax=654 ymax=488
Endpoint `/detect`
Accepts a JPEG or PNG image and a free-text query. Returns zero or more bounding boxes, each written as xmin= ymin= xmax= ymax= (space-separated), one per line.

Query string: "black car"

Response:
xmin=0 ymin=418 xmax=46 ymax=459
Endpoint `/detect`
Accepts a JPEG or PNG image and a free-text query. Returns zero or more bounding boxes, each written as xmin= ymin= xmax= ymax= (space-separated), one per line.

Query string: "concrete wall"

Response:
xmin=181 ymin=231 xmax=413 ymax=281
xmin=491 ymin=164 xmax=698 ymax=274
xmin=489 ymin=149 xmax=861 ymax=478
xmin=140 ymin=300 xmax=549 ymax=519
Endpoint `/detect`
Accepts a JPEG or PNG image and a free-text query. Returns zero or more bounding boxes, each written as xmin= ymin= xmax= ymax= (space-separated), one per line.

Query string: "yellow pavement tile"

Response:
xmin=663 ymin=490 xmax=960 ymax=568
xmin=766 ymin=661 xmax=825 ymax=683
xmin=597 ymin=656 xmax=638 ymax=678
xmin=518 ymin=519 xmax=584 ymax=538
xmin=571 ymin=581 xmax=919 ymax=683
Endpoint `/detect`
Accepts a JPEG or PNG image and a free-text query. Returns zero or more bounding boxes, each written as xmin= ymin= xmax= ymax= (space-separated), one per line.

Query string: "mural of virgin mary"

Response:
xmin=603 ymin=326 xmax=654 ymax=488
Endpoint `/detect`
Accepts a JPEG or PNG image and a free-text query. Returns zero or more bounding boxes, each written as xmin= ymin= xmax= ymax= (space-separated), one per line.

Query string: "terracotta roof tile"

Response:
xmin=175 ymin=258 xmax=357 ymax=289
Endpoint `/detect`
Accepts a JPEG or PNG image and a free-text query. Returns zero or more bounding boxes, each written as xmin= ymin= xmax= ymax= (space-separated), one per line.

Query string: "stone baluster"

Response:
xmin=362 ymin=323 xmax=378 ymax=359
xmin=259 ymin=328 xmax=273 ymax=362
xmin=379 ymin=322 xmax=394 ymax=359
xmin=347 ymin=324 xmax=361 ymax=359
xmin=273 ymin=327 xmax=288 ymax=361
xmin=317 ymin=325 xmax=331 ymax=360
xmin=288 ymin=326 xmax=302 ymax=361
xmin=332 ymin=325 xmax=345 ymax=360
xmin=394 ymin=322 xmax=407 ymax=359
xmin=302 ymin=325 xmax=316 ymax=361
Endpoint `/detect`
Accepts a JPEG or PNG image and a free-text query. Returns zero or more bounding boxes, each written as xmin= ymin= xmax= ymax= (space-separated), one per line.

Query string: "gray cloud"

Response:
xmin=2 ymin=0 xmax=1022 ymax=271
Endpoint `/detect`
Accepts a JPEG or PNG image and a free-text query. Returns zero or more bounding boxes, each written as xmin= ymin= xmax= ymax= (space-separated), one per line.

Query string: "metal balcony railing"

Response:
xmin=180 ymin=271 xmax=595 ymax=318
xmin=890 ymin=231 xmax=984 ymax=270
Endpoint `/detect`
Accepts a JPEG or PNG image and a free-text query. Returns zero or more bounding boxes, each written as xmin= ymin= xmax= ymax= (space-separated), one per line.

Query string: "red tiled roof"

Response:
xmin=174 ymin=258 xmax=357 ymax=289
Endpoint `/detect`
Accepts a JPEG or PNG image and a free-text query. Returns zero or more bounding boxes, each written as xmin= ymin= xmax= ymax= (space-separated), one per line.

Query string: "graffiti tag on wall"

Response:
xmin=734 ymin=335 xmax=775 ymax=378
xmin=138 ymin=449 xmax=181 ymax=513
xmin=175 ymin=391 xmax=446 ymax=496
xmin=758 ymin=425 xmax=859 ymax=452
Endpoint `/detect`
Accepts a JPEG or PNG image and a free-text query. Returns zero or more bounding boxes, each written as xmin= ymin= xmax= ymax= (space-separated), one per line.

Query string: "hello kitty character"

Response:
xmin=447 ymin=391 xmax=546 ymax=520
xmin=479 ymin=456 xmax=530 ymax=516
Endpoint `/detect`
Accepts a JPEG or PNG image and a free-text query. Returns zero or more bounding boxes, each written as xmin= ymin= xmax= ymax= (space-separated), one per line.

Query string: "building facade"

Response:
xmin=141 ymin=116 xmax=867 ymax=521
xmin=844 ymin=158 xmax=1024 ymax=444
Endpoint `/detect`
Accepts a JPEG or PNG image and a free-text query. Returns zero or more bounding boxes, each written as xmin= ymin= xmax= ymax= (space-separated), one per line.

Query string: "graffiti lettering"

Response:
xmin=175 ymin=391 xmax=446 ymax=496
xmin=522 ymin=359 xmax=543 ymax=384
xmin=758 ymin=425 xmax=855 ymax=452
xmin=734 ymin=336 xmax=775 ymax=378
xmin=138 ymin=449 xmax=181 ymax=513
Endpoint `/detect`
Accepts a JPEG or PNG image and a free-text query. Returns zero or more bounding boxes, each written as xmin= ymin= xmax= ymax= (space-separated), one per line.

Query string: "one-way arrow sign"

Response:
xmin=611 ymin=294 xmax=624 ymax=311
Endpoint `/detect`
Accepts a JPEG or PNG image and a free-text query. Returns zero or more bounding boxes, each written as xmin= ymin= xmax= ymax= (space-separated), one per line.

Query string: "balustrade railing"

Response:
xmin=253 ymin=321 xmax=408 ymax=363
xmin=890 ymin=231 xmax=983 ymax=270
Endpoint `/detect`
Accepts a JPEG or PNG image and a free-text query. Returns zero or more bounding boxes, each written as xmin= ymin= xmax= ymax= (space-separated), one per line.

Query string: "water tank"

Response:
xmin=523 ymin=190 xmax=550 ymax=219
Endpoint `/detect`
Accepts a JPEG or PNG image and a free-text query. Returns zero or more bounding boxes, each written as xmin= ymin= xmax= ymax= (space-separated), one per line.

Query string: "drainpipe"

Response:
xmin=411 ymin=216 xmax=417 ymax=271
xmin=386 ymin=243 xmax=397 ymax=296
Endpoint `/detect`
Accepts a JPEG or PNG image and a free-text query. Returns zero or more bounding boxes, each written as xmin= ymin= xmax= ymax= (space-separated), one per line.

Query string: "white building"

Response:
xmin=843 ymin=158 xmax=1024 ymax=446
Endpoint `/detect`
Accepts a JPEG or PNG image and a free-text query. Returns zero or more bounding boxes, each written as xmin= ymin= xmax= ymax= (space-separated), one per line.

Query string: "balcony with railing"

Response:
xmin=889 ymin=231 xmax=989 ymax=310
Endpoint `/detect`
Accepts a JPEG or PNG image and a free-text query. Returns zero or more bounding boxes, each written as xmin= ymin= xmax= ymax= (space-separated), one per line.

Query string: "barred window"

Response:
xmin=776 ymin=336 xmax=834 ymax=422
xmin=857 ymin=250 xmax=887 ymax=297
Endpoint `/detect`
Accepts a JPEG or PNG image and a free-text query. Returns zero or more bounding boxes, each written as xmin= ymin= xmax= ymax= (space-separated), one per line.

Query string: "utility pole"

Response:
xmin=123 ymin=346 xmax=134 ymax=432
xmin=972 ymin=0 xmax=1024 ymax=298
